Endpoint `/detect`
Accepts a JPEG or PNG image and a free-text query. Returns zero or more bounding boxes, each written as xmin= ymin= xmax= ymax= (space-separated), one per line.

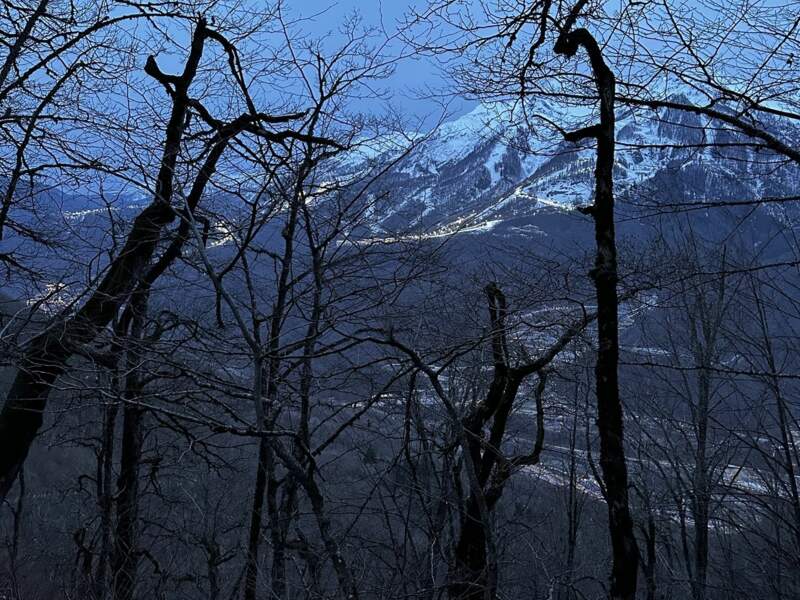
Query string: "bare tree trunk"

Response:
xmin=270 ymin=439 xmax=360 ymax=600
xmin=683 ymin=257 xmax=728 ymax=600
xmin=111 ymin=302 xmax=146 ymax=600
xmin=95 ymin=396 xmax=119 ymax=600
xmin=634 ymin=485 xmax=658 ymax=600
xmin=244 ymin=187 xmax=300 ymax=600
xmin=271 ymin=209 xmax=325 ymax=600
xmin=449 ymin=498 xmax=493 ymax=600
xmin=690 ymin=369 xmax=709 ymax=600
xmin=243 ymin=360 xmax=267 ymax=600
xmin=752 ymin=281 xmax=800 ymax=552
xmin=0 ymin=14 xmax=295 ymax=502
xmin=110 ymin=403 xmax=143 ymax=600
xmin=447 ymin=286 xmax=515 ymax=600
xmin=406 ymin=281 xmax=587 ymax=600
xmin=0 ymin=19 xmax=210 ymax=502
xmin=267 ymin=454 xmax=288 ymax=599
xmin=554 ymin=12 xmax=639 ymax=598
xmin=562 ymin=393 xmax=581 ymax=600
xmin=643 ymin=513 xmax=657 ymax=600
xmin=5 ymin=465 xmax=25 ymax=599
xmin=448 ymin=370 xmax=519 ymax=600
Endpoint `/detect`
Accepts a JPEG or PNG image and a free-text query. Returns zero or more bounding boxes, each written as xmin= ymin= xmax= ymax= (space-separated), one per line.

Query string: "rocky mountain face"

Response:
xmin=23 ymin=93 xmax=800 ymax=248
xmin=5 ymin=94 xmax=799 ymax=307
xmin=346 ymin=96 xmax=800 ymax=243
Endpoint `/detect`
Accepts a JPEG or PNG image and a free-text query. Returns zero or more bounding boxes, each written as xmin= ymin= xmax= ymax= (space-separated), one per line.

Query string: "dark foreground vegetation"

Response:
xmin=2 ymin=1 xmax=800 ymax=599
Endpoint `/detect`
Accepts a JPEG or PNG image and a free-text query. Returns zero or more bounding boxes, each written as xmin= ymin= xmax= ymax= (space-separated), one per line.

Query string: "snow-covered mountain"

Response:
xmin=346 ymin=95 xmax=800 ymax=240
xmin=34 ymin=92 xmax=800 ymax=248
xmin=6 ymin=91 xmax=800 ymax=304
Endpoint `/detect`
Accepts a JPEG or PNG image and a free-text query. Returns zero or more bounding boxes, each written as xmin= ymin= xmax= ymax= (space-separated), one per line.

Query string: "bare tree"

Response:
xmin=0 ymin=13 xmax=333 ymax=503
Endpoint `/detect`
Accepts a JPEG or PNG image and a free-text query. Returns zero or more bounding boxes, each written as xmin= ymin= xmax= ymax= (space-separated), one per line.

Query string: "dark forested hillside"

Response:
xmin=2 ymin=2 xmax=800 ymax=600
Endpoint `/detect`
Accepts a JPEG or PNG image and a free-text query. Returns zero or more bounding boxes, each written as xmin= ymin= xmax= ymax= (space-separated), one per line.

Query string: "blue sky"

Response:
xmin=289 ymin=0 xmax=476 ymax=126
xmin=119 ymin=1 xmax=473 ymax=127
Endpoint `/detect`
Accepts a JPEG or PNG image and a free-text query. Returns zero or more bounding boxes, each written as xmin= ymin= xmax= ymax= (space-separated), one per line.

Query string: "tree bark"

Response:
xmin=690 ymin=367 xmax=709 ymax=600
xmin=95 ymin=393 xmax=119 ymax=600
xmin=110 ymin=300 xmax=146 ymax=600
xmin=554 ymin=17 xmax=639 ymax=600
xmin=448 ymin=286 xmax=555 ymax=600
xmin=243 ymin=436 xmax=270 ymax=600
xmin=0 ymin=18 xmax=210 ymax=502
xmin=243 ymin=180 xmax=300 ymax=600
